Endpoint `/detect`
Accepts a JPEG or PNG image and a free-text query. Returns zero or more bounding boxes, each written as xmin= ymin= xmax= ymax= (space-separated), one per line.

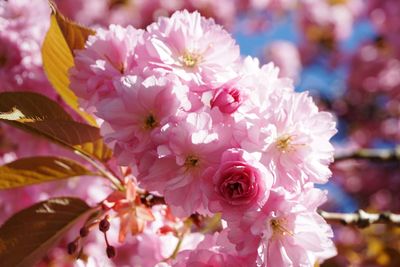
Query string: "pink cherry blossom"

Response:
xmin=237 ymin=90 xmax=337 ymax=191
xmin=69 ymin=24 xmax=147 ymax=109
xmin=145 ymin=10 xmax=240 ymax=87
xmin=264 ymin=40 xmax=302 ymax=82
xmin=0 ymin=0 xmax=50 ymax=42
xmin=0 ymin=0 xmax=54 ymax=94
xmin=96 ymin=74 xmax=188 ymax=165
xmin=137 ymin=112 xmax=230 ymax=217
xmin=202 ymin=148 xmax=274 ymax=220
xmin=228 ymin=188 xmax=337 ymax=267
xmin=210 ymin=86 xmax=243 ymax=114
xmin=171 ymin=233 xmax=250 ymax=267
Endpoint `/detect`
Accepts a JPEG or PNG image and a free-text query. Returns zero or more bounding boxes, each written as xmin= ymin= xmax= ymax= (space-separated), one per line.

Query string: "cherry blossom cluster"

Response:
xmin=70 ymin=10 xmax=338 ymax=266
xmin=0 ymin=0 xmax=54 ymax=95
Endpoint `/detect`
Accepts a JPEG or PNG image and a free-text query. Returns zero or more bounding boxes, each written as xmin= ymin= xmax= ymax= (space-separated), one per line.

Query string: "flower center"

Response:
xmin=270 ymin=218 xmax=293 ymax=239
xmin=143 ymin=114 xmax=158 ymax=130
xmin=228 ymin=182 xmax=243 ymax=195
xmin=275 ymin=134 xmax=293 ymax=152
xmin=182 ymin=52 xmax=201 ymax=68
xmin=184 ymin=155 xmax=200 ymax=169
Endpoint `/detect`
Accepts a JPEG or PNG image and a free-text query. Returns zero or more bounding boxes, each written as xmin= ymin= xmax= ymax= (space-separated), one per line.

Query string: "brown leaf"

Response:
xmin=0 ymin=197 xmax=91 ymax=267
xmin=42 ymin=3 xmax=96 ymax=125
xmin=49 ymin=2 xmax=96 ymax=54
xmin=0 ymin=156 xmax=95 ymax=189
xmin=0 ymin=92 xmax=112 ymax=162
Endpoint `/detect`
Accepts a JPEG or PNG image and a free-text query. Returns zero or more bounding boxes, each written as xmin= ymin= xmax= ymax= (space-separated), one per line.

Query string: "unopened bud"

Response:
xmin=67 ymin=241 xmax=78 ymax=255
xmin=99 ymin=217 xmax=110 ymax=232
xmin=80 ymin=226 xmax=89 ymax=237
xmin=106 ymin=245 xmax=116 ymax=258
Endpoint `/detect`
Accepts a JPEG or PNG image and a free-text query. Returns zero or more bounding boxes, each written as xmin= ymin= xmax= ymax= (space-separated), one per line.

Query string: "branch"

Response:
xmin=334 ymin=147 xmax=400 ymax=162
xmin=319 ymin=209 xmax=400 ymax=228
xmin=139 ymin=192 xmax=166 ymax=207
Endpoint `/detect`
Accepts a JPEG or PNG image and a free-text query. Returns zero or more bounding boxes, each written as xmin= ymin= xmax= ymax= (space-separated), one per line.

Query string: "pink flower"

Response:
xmin=96 ymin=74 xmax=188 ymax=165
xmin=0 ymin=0 xmax=50 ymax=42
xmin=210 ymin=87 xmax=243 ymax=114
xmin=172 ymin=233 xmax=250 ymax=267
xmin=145 ymin=10 xmax=240 ymax=87
xmin=69 ymin=24 xmax=146 ymax=109
xmin=236 ymin=57 xmax=293 ymax=108
xmin=0 ymin=0 xmax=54 ymax=94
xmin=110 ymin=205 xmax=204 ymax=267
xmin=264 ymin=40 xmax=302 ymax=82
xmin=228 ymin=188 xmax=337 ymax=267
xmin=237 ymin=90 xmax=337 ymax=191
xmin=202 ymin=148 xmax=273 ymax=220
xmin=137 ymin=112 xmax=230 ymax=217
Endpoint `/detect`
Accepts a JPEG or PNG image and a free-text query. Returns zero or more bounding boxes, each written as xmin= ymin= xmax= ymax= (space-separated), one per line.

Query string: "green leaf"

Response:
xmin=0 ymin=92 xmax=112 ymax=162
xmin=42 ymin=3 xmax=96 ymax=126
xmin=0 ymin=156 xmax=95 ymax=189
xmin=0 ymin=197 xmax=91 ymax=267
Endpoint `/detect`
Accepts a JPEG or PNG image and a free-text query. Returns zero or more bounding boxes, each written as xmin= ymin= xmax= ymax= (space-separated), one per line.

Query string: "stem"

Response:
xmin=319 ymin=209 xmax=400 ymax=228
xmin=74 ymin=150 xmax=124 ymax=191
xmin=170 ymin=235 xmax=184 ymax=259
xmin=334 ymin=147 xmax=400 ymax=162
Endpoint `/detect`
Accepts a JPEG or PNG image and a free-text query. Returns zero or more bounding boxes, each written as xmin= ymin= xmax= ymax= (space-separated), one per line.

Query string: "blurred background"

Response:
xmin=1 ymin=0 xmax=399 ymax=266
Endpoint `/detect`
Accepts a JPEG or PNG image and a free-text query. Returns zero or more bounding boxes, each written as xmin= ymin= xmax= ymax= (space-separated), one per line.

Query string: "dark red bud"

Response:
xmin=67 ymin=241 xmax=78 ymax=255
xmin=80 ymin=226 xmax=89 ymax=237
xmin=106 ymin=245 xmax=116 ymax=258
xmin=99 ymin=217 xmax=110 ymax=232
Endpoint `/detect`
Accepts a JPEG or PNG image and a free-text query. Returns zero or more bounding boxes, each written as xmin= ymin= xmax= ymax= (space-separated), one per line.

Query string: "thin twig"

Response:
xmin=74 ymin=150 xmax=124 ymax=191
xmin=319 ymin=209 xmax=400 ymax=228
xmin=334 ymin=147 xmax=400 ymax=162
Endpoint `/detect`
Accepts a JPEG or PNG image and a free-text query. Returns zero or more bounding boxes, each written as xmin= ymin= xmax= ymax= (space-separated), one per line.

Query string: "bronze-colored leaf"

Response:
xmin=0 ymin=92 xmax=112 ymax=162
xmin=0 ymin=198 xmax=91 ymax=267
xmin=0 ymin=156 xmax=95 ymax=189
xmin=42 ymin=3 xmax=96 ymax=126
xmin=51 ymin=5 xmax=95 ymax=53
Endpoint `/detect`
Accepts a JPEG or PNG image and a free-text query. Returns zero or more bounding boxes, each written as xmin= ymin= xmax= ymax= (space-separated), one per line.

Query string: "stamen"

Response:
xmin=276 ymin=134 xmax=293 ymax=152
xmin=144 ymin=114 xmax=158 ymax=130
xmin=184 ymin=155 xmax=200 ymax=168
xmin=270 ymin=218 xmax=293 ymax=239
xmin=182 ymin=52 xmax=202 ymax=68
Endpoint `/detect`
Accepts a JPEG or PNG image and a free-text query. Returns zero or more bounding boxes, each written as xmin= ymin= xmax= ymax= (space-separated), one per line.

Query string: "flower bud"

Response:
xmin=80 ymin=226 xmax=89 ymax=237
xmin=99 ymin=217 xmax=110 ymax=232
xmin=67 ymin=241 xmax=78 ymax=255
xmin=106 ymin=245 xmax=116 ymax=258
xmin=211 ymin=87 xmax=242 ymax=114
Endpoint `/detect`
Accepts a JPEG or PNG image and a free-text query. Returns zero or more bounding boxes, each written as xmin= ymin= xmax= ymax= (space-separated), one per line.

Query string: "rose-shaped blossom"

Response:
xmin=137 ymin=112 xmax=231 ymax=217
xmin=210 ymin=87 xmax=243 ymax=114
xmin=202 ymin=148 xmax=273 ymax=220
